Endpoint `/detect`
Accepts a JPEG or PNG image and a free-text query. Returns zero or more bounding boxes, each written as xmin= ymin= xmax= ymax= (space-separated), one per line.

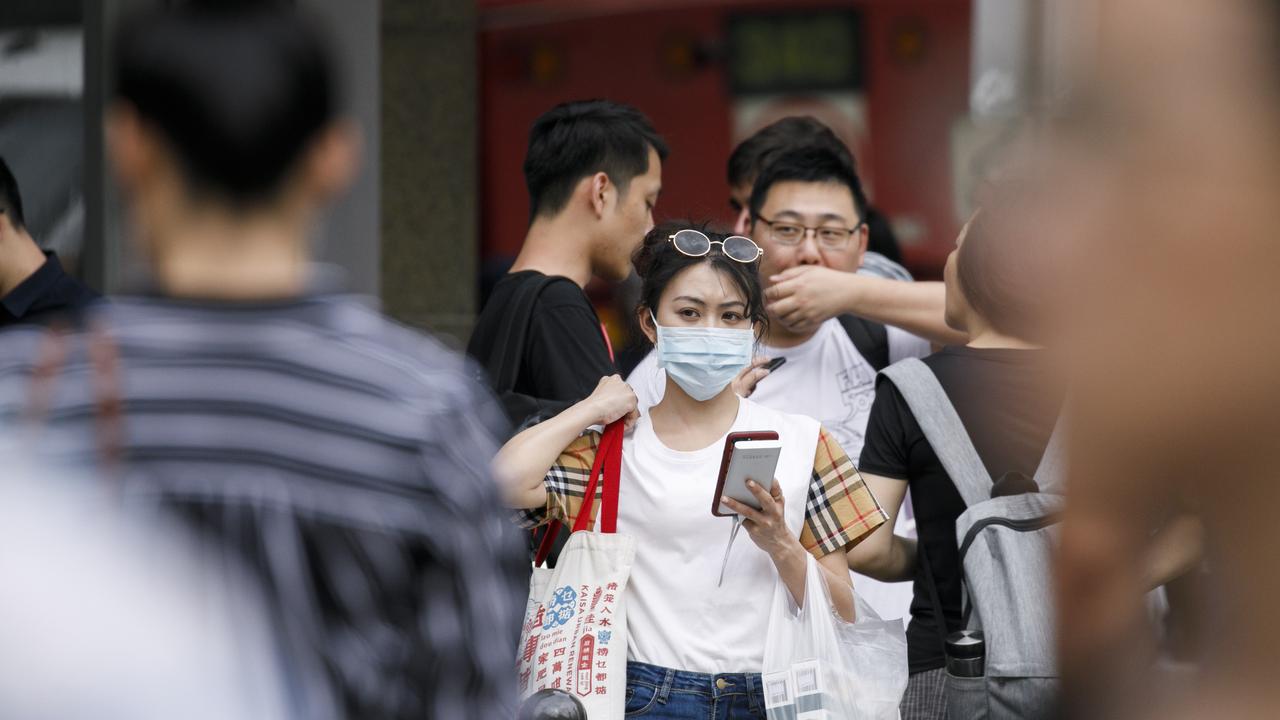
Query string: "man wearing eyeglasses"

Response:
xmin=726 ymin=116 xmax=914 ymax=283
xmin=627 ymin=145 xmax=930 ymax=622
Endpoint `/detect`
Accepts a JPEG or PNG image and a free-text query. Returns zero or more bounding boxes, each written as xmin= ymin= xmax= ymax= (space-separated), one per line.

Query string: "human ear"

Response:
xmin=105 ymin=103 xmax=159 ymax=196
xmin=589 ymin=172 xmax=612 ymax=219
xmin=302 ymin=119 xmax=361 ymax=202
xmin=636 ymin=305 xmax=658 ymax=345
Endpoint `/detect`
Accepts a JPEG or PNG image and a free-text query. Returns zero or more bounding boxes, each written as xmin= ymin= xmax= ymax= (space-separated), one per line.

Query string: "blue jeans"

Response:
xmin=624 ymin=661 xmax=766 ymax=719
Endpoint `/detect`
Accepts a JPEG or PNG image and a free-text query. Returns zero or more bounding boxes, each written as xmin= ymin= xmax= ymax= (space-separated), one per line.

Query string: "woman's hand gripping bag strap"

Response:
xmin=518 ymin=421 xmax=636 ymax=719
xmin=762 ymin=553 xmax=908 ymax=720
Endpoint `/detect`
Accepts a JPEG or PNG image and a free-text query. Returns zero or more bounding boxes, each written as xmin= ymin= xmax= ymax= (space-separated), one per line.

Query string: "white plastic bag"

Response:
xmin=762 ymin=555 xmax=908 ymax=720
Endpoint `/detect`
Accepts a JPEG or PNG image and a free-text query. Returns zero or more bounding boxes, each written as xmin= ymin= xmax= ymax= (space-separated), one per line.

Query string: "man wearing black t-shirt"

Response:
xmin=0 ymin=157 xmax=98 ymax=328
xmin=468 ymin=100 xmax=666 ymax=429
xmin=847 ymin=207 xmax=1062 ymax=719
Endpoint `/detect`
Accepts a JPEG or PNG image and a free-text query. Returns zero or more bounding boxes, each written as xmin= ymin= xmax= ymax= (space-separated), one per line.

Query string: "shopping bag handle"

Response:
xmin=534 ymin=420 xmax=624 ymax=566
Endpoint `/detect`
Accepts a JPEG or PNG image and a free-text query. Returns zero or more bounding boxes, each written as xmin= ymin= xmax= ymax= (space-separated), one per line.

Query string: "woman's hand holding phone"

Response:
xmin=721 ymin=479 xmax=800 ymax=562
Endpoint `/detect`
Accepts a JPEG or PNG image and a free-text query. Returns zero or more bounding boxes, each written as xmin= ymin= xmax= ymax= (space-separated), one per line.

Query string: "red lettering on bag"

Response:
xmin=521 ymin=634 xmax=540 ymax=663
xmin=576 ymin=635 xmax=595 ymax=696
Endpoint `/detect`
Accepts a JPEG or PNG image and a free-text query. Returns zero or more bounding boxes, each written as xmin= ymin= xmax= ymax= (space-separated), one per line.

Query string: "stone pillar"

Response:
xmin=380 ymin=0 xmax=479 ymax=347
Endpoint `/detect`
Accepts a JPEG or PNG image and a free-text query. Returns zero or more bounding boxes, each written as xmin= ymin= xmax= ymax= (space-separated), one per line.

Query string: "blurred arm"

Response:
xmin=1143 ymin=514 xmax=1205 ymax=590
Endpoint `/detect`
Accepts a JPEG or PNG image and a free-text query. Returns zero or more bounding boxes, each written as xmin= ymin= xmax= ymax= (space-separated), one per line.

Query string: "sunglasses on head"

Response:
xmin=667 ymin=229 xmax=763 ymax=264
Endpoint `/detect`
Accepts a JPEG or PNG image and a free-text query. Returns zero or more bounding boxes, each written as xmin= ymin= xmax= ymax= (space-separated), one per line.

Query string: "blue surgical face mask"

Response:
xmin=651 ymin=311 xmax=754 ymax=402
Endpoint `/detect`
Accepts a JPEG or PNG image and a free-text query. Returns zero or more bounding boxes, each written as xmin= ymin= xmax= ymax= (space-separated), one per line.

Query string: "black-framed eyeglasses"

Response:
xmin=754 ymin=215 xmax=865 ymax=250
xmin=668 ymin=229 xmax=763 ymax=263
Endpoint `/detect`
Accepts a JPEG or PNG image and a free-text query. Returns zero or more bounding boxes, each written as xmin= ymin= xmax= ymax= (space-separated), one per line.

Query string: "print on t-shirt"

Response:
xmin=836 ymin=360 xmax=879 ymax=452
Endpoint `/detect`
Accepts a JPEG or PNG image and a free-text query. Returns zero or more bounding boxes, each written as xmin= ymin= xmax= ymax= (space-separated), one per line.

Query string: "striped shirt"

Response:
xmin=0 ymin=295 xmax=524 ymax=720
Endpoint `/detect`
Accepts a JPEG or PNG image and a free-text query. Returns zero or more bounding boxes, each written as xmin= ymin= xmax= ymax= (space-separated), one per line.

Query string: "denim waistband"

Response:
xmin=627 ymin=661 xmax=764 ymax=705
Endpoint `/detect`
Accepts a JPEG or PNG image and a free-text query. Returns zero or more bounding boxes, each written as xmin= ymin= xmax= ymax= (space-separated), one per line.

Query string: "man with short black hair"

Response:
xmin=726 ymin=116 xmax=912 ymax=281
xmin=0 ymin=156 xmax=97 ymax=328
xmin=468 ymin=99 xmax=667 ymax=428
xmin=0 ymin=4 xmax=521 ymax=718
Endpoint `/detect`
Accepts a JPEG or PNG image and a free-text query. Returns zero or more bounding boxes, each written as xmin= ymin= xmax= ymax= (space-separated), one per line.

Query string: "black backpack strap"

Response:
xmin=837 ymin=314 xmax=891 ymax=371
xmin=487 ymin=275 xmax=557 ymax=392
xmin=470 ymin=275 xmax=567 ymax=428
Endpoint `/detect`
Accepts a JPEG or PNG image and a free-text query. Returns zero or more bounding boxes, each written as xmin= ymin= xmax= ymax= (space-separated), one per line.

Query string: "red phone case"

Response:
xmin=711 ymin=430 xmax=780 ymax=517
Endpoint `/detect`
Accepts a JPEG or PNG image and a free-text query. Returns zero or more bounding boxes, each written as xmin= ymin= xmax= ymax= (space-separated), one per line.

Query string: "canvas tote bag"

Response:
xmin=517 ymin=421 xmax=636 ymax=718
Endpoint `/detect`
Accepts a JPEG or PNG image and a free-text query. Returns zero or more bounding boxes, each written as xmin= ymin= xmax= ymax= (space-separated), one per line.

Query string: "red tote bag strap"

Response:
xmin=599 ymin=422 xmax=622 ymax=532
xmin=534 ymin=420 xmax=624 ymax=566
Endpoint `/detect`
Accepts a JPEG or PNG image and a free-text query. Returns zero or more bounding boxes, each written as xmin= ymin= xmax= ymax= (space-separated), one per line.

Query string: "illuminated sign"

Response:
xmin=727 ymin=11 xmax=863 ymax=95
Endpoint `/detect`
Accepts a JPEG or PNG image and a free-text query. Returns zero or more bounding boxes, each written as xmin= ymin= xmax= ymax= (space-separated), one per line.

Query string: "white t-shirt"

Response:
xmin=616 ymin=399 xmax=819 ymax=673
xmin=626 ymin=318 xmax=930 ymax=624
xmin=627 ymin=318 xmax=931 ymax=461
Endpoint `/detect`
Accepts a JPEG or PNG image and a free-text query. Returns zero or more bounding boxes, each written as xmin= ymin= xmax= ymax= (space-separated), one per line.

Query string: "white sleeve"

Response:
xmin=887 ymin=325 xmax=932 ymax=364
xmin=624 ymin=349 xmax=665 ymax=413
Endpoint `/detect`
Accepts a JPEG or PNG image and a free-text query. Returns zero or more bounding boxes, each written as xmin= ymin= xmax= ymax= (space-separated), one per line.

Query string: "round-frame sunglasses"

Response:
xmin=667 ymin=229 xmax=764 ymax=263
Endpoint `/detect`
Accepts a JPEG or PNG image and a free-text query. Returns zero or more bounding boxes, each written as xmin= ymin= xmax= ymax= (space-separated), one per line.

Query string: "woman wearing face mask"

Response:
xmin=496 ymin=222 xmax=887 ymax=718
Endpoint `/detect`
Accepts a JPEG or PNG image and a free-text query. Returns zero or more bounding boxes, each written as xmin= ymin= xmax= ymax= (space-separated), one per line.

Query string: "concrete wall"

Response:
xmin=381 ymin=0 xmax=480 ymax=346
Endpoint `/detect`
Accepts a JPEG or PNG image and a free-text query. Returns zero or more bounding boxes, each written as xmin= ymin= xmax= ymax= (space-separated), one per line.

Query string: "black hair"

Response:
xmin=864 ymin=206 xmax=904 ymax=264
xmin=632 ymin=220 xmax=768 ymax=341
xmin=0 ymin=156 xmax=25 ymax=230
xmin=523 ymin=99 xmax=668 ymax=222
xmin=748 ymin=145 xmax=868 ymax=222
xmin=727 ymin=115 xmax=856 ymax=192
xmin=113 ymin=0 xmax=337 ymax=206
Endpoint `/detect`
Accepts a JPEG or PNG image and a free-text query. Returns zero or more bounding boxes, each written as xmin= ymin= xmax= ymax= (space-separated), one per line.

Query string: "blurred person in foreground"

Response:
xmin=0 ymin=440 xmax=290 ymax=719
xmin=0 ymin=3 xmax=522 ymax=718
xmin=848 ymin=194 xmax=1064 ymax=719
xmin=1048 ymin=0 xmax=1280 ymax=718
xmin=0 ymin=156 xmax=97 ymax=327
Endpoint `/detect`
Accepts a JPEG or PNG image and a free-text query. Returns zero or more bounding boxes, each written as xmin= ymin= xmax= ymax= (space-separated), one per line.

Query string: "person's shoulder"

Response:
xmin=328 ymin=298 xmax=476 ymax=373
xmin=857 ymin=252 xmax=914 ymax=282
xmin=624 ymin=347 xmax=658 ymax=381
xmin=530 ymin=275 xmax=591 ymax=309
xmin=920 ymin=345 xmax=971 ymax=373
xmin=742 ymin=397 xmax=822 ymax=437
xmin=482 ymin=271 xmax=587 ymax=314
xmin=0 ymin=323 xmax=54 ymax=364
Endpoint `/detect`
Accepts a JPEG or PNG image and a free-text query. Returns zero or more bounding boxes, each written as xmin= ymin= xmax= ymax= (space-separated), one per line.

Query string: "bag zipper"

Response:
xmin=958 ymin=514 xmax=1059 ymax=564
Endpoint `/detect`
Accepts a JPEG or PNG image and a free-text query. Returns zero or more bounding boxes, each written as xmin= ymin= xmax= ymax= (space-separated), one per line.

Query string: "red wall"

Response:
xmin=480 ymin=0 xmax=972 ymax=280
